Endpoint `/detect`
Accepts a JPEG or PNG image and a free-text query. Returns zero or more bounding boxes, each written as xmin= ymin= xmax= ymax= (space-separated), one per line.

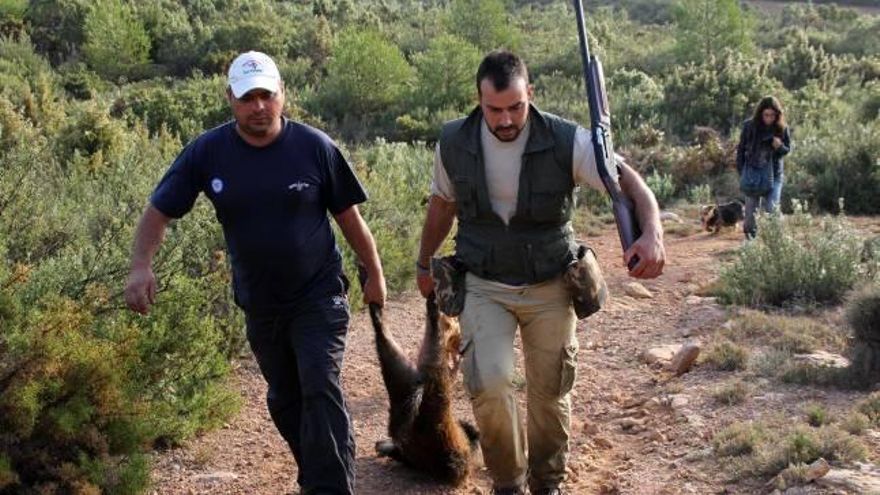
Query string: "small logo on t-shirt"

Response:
xmin=211 ymin=178 xmax=224 ymax=193
xmin=331 ymin=295 xmax=347 ymax=308
xmin=288 ymin=181 xmax=311 ymax=192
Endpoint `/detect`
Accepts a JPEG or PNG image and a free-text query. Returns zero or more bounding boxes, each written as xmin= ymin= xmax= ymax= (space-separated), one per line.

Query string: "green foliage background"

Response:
xmin=0 ymin=0 xmax=878 ymax=492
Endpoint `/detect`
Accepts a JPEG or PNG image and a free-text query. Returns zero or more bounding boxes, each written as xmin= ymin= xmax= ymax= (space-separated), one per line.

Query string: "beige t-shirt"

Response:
xmin=431 ymin=119 xmax=608 ymax=224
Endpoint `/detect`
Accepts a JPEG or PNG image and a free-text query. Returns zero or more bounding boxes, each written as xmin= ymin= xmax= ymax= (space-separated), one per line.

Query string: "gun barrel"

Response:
xmin=572 ymin=0 xmax=642 ymax=269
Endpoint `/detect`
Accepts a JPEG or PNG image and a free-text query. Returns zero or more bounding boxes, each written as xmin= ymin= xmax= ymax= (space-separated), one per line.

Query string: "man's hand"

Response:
xmin=416 ymin=195 xmax=457 ymax=299
xmin=417 ymin=269 xmax=434 ymax=298
xmin=772 ymin=136 xmax=783 ymax=149
xmin=624 ymin=231 xmax=665 ymax=279
xmin=363 ymin=271 xmax=387 ymax=307
xmin=125 ymin=266 xmax=157 ymax=314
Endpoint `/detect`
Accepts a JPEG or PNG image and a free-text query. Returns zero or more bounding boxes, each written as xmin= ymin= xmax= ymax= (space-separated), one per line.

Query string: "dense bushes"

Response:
xmin=718 ymin=207 xmax=870 ymax=307
xmin=0 ymin=40 xmax=243 ymax=491
xmin=847 ymin=285 xmax=880 ymax=387
xmin=340 ymin=141 xmax=434 ymax=307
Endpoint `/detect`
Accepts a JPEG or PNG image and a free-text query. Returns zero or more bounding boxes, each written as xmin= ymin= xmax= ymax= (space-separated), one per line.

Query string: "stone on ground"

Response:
xmin=624 ymin=282 xmax=654 ymax=299
xmin=642 ymin=344 xmax=682 ymax=365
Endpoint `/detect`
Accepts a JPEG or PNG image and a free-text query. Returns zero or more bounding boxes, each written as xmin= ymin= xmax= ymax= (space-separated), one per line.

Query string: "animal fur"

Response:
xmin=364 ymin=295 xmax=479 ymax=486
xmin=701 ymin=200 xmax=745 ymax=233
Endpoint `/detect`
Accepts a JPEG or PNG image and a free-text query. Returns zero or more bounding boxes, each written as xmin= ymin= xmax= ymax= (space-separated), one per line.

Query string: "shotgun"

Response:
xmin=573 ymin=0 xmax=642 ymax=270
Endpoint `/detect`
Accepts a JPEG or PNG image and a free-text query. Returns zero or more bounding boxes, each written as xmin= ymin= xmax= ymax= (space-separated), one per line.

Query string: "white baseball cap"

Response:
xmin=227 ymin=51 xmax=281 ymax=98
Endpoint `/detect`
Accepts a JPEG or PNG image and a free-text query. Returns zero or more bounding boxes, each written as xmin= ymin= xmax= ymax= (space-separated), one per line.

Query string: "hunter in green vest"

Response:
xmin=417 ymin=51 xmax=665 ymax=495
xmin=439 ymin=104 xmax=579 ymax=285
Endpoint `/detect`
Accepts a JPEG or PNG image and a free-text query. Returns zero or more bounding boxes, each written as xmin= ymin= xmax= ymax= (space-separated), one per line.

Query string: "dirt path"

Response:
xmin=149 ymin=225 xmax=747 ymax=494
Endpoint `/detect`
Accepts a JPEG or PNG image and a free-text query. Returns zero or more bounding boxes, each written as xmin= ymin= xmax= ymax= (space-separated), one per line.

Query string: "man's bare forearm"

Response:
xmin=418 ymin=195 xmax=457 ymax=266
xmin=130 ymin=204 xmax=172 ymax=270
xmin=334 ymin=205 xmax=383 ymax=278
xmin=618 ymin=162 xmax=662 ymax=240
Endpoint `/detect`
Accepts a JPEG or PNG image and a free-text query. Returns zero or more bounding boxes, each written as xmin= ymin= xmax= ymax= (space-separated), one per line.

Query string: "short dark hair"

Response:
xmin=476 ymin=50 xmax=529 ymax=94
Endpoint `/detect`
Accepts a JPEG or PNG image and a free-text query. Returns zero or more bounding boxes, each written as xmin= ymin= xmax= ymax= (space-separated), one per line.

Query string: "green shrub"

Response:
xmin=24 ymin=0 xmax=91 ymax=64
xmin=791 ymin=118 xmax=880 ymax=215
xmin=723 ymin=310 xmax=847 ymax=355
xmin=410 ymin=34 xmax=481 ymax=113
xmin=339 ymin=140 xmax=434 ymax=307
xmin=770 ymin=30 xmax=839 ymax=91
xmin=735 ymin=425 xmax=866 ymax=479
xmin=840 ymin=411 xmax=870 ymax=436
xmin=718 ymin=208 xmax=866 ymax=307
xmin=118 ymin=74 xmax=229 ymax=142
xmin=805 ymin=403 xmax=830 ymax=427
xmin=856 ymin=392 xmax=880 ymax=426
xmin=713 ymin=422 xmax=763 ymax=457
xmin=607 ymin=69 xmax=664 ymax=143
xmin=688 ymin=184 xmax=712 ymax=205
xmin=448 ymin=0 xmax=519 ymax=51
xmin=82 ymin=0 xmax=152 ymax=81
xmin=672 ymin=0 xmax=755 ymax=62
xmin=645 ymin=172 xmax=676 ymax=209
xmin=713 ymin=380 xmax=750 ymax=405
xmin=662 ymin=51 xmax=783 ymax=136
xmin=316 ymin=28 xmax=414 ymax=126
xmin=705 ymin=340 xmax=749 ymax=371
xmin=847 ymin=284 xmax=880 ymax=387
xmin=0 ymin=104 xmax=242 ymax=492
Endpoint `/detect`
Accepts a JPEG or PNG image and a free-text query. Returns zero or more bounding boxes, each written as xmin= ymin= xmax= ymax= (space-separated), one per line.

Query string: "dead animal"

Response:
xmin=701 ymin=200 xmax=745 ymax=233
xmin=360 ymin=272 xmax=479 ymax=485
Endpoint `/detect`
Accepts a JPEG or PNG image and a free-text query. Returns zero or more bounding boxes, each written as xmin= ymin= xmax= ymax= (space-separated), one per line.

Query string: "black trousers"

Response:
xmin=246 ymin=296 xmax=355 ymax=495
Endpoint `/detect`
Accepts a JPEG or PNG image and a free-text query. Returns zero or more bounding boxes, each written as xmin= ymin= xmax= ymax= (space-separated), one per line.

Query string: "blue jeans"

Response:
xmin=246 ymin=296 xmax=355 ymax=495
xmin=744 ymin=176 xmax=783 ymax=237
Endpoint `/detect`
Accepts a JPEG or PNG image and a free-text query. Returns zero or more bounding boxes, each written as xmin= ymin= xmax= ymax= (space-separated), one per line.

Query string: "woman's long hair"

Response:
xmin=752 ymin=96 xmax=786 ymax=136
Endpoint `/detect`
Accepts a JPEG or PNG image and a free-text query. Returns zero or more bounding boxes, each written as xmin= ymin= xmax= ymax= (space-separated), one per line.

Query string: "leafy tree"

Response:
xmin=448 ymin=0 xmax=520 ymax=51
xmin=672 ymin=0 xmax=755 ymax=62
xmin=411 ymin=34 xmax=481 ymax=112
xmin=118 ymin=74 xmax=230 ymax=142
xmin=662 ymin=50 xmax=783 ymax=137
xmin=771 ymin=30 xmax=839 ymax=91
xmin=24 ymin=0 xmax=91 ymax=64
xmin=134 ymin=0 xmax=201 ymax=75
xmin=82 ymin=0 xmax=152 ymax=81
xmin=607 ymin=69 xmax=664 ymax=143
xmin=317 ymin=28 xmax=414 ymax=121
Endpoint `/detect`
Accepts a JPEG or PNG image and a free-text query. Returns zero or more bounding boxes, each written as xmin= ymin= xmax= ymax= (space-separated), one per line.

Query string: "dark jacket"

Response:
xmin=735 ymin=119 xmax=791 ymax=180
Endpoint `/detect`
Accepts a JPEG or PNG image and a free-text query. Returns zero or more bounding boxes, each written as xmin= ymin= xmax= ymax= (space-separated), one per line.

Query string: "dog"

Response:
xmin=359 ymin=270 xmax=479 ymax=486
xmin=701 ymin=200 xmax=745 ymax=233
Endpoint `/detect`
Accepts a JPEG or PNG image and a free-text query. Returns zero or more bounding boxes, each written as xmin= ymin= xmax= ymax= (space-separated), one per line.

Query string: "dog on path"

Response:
xmin=700 ymin=200 xmax=745 ymax=233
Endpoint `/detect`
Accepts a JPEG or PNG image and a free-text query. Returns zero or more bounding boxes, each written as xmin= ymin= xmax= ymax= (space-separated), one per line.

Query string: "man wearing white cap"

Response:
xmin=125 ymin=51 xmax=384 ymax=494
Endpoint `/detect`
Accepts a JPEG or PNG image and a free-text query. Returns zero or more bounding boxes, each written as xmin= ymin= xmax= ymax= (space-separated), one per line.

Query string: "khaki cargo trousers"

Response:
xmin=459 ymin=272 xmax=578 ymax=491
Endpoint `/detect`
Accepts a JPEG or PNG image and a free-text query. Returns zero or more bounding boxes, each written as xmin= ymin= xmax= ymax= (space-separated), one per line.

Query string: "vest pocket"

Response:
xmin=453 ymin=176 xmax=478 ymax=219
xmin=530 ymin=187 xmax=570 ymax=223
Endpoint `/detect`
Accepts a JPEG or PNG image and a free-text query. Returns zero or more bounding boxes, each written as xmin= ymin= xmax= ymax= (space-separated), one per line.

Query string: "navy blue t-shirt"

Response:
xmin=150 ymin=118 xmax=367 ymax=315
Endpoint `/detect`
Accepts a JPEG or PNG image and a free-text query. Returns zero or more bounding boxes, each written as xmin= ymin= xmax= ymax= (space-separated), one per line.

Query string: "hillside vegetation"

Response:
xmin=0 ymin=0 xmax=877 ymax=492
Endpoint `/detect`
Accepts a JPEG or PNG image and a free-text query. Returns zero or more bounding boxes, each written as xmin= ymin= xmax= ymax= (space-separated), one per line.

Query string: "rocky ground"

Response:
xmin=150 ymin=216 xmax=880 ymax=494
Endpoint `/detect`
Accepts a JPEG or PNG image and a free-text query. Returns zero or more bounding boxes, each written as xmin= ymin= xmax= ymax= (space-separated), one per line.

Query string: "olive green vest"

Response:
xmin=439 ymin=105 xmax=579 ymax=285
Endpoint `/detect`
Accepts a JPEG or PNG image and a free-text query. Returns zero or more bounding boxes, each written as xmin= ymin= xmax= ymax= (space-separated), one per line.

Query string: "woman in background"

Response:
xmin=736 ymin=96 xmax=792 ymax=238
